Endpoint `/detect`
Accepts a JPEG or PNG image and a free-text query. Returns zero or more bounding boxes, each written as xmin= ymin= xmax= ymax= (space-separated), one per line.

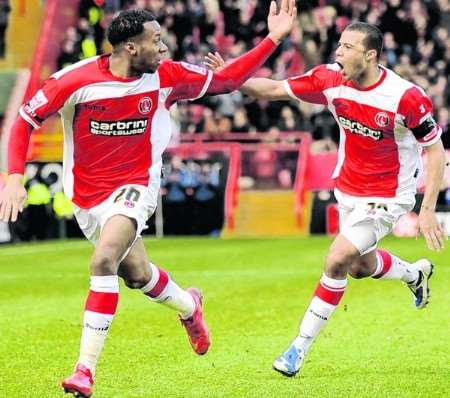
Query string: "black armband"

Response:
xmin=411 ymin=116 xmax=437 ymax=139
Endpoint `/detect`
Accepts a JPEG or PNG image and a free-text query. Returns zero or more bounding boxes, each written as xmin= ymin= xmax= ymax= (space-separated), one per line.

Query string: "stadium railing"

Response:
xmin=179 ymin=131 xmax=306 ymax=144
xmin=293 ymin=132 xmax=312 ymax=229
xmin=179 ymin=131 xmax=315 ymax=230
xmin=166 ymin=142 xmax=241 ymax=231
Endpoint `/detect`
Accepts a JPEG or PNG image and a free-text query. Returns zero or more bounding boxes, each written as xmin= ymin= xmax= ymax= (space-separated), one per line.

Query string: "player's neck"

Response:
xmin=109 ymin=53 xmax=143 ymax=79
xmin=353 ymin=65 xmax=381 ymax=88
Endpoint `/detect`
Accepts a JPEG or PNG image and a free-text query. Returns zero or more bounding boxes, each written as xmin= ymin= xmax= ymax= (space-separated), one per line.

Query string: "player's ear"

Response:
xmin=366 ymin=49 xmax=377 ymax=62
xmin=124 ymin=41 xmax=138 ymax=56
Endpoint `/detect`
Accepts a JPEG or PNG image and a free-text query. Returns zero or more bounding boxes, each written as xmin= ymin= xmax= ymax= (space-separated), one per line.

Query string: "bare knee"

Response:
xmin=325 ymin=251 xmax=350 ymax=279
xmin=348 ymin=257 xmax=376 ymax=279
xmin=91 ymin=245 xmax=121 ymax=275
xmin=122 ymin=275 xmax=149 ymax=289
xmin=119 ymin=260 xmax=151 ymax=289
xmin=348 ymin=263 xmax=368 ymax=279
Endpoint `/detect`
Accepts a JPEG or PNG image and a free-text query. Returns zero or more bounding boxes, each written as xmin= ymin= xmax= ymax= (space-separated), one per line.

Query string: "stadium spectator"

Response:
xmin=231 ymin=107 xmax=254 ymax=133
xmin=191 ymin=162 xmax=223 ymax=235
xmin=206 ymin=21 xmax=446 ymax=377
xmin=10 ymin=176 xmax=52 ymax=241
xmin=161 ymin=156 xmax=195 ymax=235
xmin=57 ymin=40 xmax=81 ymax=70
xmin=0 ymin=3 xmax=297 ymax=397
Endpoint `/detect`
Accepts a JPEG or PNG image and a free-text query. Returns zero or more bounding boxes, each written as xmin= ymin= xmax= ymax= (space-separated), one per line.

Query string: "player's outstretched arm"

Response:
xmin=418 ymin=139 xmax=447 ymax=251
xmin=206 ymin=0 xmax=297 ymax=94
xmin=204 ymin=52 xmax=290 ymax=100
xmin=240 ymin=78 xmax=290 ymax=100
xmin=0 ymin=117 xmax=33 ymax=222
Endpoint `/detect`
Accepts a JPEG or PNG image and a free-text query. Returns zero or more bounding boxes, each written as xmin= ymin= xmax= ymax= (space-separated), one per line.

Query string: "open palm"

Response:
xmin=267 ymin=0 xmax=297 ymax=43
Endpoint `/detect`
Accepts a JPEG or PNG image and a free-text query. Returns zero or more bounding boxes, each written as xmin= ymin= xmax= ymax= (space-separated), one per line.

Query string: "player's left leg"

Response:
xmin=349 ymin=250 xmax=433 ymax=309
xmin=118 ymin=238 xmax=210 ymax=355
xmin=348 ymin=249 xmax=420 ymax=283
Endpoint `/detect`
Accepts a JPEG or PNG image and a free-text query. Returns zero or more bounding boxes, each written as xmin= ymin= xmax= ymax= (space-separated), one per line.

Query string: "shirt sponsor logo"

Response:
xmin=180 ymin=61 xmax=207 ymax=75
xmin=338 ymin=116 xmax=383 ymax=140
xmin=90 ymin=119 xmax=148 ymax=136
xmin=374 ymin=111 xmax=390 ymax=128
xmin=82 ymin=104 xmax=106 ymax=111
xmin=138 ymin=97 xmax=153 ymax=115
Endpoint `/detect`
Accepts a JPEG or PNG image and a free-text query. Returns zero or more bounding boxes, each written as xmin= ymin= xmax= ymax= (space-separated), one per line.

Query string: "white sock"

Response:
xmin=293 ymin=274 xmax=347 ymax=354
xmin=78 ymin=275 xmax=119 ymax=374
xmin=371 ymin=250 xmax=418 ymax=284
xmin=141 ymin=263 xmax=195 ymax=318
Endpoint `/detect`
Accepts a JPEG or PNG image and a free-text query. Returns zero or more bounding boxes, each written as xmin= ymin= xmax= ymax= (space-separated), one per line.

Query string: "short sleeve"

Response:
xmin=158 ymin=60 xmax=213 ymax=107
xmin=19 ymin=77 xmax=68 ymax=129
xmin=284 ymin=64 xmax=341 ymax=105
xmin=397 ymin=86 xmax=442 ymax=146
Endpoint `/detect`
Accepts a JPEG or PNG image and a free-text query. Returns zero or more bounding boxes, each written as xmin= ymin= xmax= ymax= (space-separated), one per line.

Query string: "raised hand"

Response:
xmin=267 ymin=0 xmax=297 ymax=44
xmin=204 ymin=51 xmax=226 ymax=72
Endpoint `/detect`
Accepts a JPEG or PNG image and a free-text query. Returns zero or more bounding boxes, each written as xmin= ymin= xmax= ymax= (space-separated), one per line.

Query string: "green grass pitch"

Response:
xmin=0 ymin=236 xmax=449 ymax=398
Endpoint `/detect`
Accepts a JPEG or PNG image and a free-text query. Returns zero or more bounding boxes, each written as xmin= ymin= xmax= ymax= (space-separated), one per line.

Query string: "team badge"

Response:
xmin=374 ymin=112 xmax=390 ymax=128
xmin=138 ymin=97 xmax=153 ymax=115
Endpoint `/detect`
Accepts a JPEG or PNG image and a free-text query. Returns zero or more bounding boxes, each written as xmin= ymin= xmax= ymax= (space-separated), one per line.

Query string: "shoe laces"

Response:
xmin=75 ymin=365 xmax=93 ymax=384
xmin=407 ymin=271 xmax=423 ymax=295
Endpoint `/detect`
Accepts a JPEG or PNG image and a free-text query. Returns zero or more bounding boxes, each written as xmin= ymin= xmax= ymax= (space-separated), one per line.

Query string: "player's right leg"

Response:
xmin=119 ymin=238 xmax=210 ymax=355
xmin=273 ymin=234 xmax=357 ymax=377
xmin=62 ymin=215 xmax=136 ymax=398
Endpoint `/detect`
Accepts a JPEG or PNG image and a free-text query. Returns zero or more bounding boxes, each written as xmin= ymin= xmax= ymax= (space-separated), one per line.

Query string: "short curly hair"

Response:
xmin=107 ymin=9 xmax=156 ymax=46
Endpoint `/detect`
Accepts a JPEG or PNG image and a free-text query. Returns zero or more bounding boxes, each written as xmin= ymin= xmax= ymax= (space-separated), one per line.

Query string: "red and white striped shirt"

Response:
xmin=284 ymin=64 xmax=442 ymax=204
xmin=12 ymin=38 xmax=277 ymax=209
xmin=19 ymin=55 xmax=213 ymax=208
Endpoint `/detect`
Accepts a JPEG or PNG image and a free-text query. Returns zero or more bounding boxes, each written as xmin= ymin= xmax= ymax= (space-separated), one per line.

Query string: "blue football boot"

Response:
xmin=272 ymin=344 xmax=305 ymax=377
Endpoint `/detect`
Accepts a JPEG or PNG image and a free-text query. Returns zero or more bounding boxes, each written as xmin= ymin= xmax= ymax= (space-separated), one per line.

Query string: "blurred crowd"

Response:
xmin=0 ymin=156 xmax=225 ymax=242
xmin=161 ymin=156 xmax=224 ymax=235
xmin=57 ymin=0 xmax=450 ymax=150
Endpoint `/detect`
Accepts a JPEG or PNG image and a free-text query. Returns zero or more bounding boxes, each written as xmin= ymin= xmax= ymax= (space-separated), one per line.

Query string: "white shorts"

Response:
xmin=74 ymin=184 xmax=158 ymax=247
xmin=335 ymin=189 xmax=414 ymax=255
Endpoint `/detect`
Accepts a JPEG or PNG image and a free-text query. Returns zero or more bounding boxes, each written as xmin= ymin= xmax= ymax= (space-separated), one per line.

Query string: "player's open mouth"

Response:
xmin=336 ymin=62 xmax=348 ymax=78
